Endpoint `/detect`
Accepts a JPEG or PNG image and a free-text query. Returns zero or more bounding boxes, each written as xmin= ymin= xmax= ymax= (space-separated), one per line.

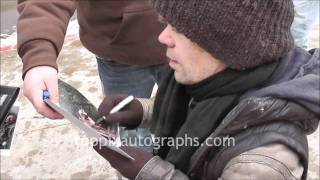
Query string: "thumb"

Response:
xmin=45 ymin=79 xmax=59 ymax=104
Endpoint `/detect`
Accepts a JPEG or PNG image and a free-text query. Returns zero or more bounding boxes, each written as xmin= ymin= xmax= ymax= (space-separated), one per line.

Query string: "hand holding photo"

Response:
xmin=43 ymin=79 xmax=134 ymax=160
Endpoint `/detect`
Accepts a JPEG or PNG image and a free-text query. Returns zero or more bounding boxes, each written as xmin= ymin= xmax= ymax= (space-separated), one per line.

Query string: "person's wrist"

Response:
xmin=98 ymin=95 xmax=144 ymax=128
xmin=136 ymin=98 xmax=153 ymax=127
xmin=23 ymin=65 xmax=58 ymax=80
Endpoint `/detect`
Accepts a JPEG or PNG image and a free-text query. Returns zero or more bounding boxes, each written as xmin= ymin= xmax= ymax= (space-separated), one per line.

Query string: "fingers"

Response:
xmin=93 ymin=142 xmax=120 ymax=161
xmin=23 ymin=66 xmax=63 ymax=119
xmin=105 ymin=111 xmax=138 ymax=128
xmin=98 ymin=97 xmax=143 ymax=128
xmin=104 ymin=112 xmax=128 ymax=124
xmin=31 ymin=87 xmax=63 ymax=119
xmin=98 ymin=98 xmax=116 ymax=117
xmin=98 ymin=95 xmax=127 ymax=116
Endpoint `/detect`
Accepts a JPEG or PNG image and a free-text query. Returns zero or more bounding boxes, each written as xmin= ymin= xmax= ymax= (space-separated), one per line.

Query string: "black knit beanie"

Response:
xmin=150 ymin=0 xmax=295 ymax=70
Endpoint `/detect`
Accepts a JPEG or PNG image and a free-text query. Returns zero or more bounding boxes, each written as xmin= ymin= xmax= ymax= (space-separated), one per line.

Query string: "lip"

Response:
xmin=168 ymin=59 xmax=178 ymax=68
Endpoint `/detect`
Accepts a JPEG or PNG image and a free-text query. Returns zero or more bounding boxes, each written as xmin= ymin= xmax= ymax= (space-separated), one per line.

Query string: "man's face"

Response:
xmin=158 ymin=24 xmax=226 ymax=85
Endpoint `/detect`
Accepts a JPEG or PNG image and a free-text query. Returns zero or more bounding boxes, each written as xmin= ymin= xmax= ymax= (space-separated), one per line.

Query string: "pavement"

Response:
xmin=1 ymin=1 xmax=18 ymax=35
xmin=0 ymin=2 xmax=319 ymax=180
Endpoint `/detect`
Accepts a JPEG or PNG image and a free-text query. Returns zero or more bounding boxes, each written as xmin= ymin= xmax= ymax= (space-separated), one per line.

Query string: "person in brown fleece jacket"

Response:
xmin=17 ymin=0 xmax=167 ymax=119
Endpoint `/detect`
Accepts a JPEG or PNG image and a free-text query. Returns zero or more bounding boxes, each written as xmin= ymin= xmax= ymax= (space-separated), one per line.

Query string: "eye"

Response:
xmin=171 ymin=26 xmax=178 ymax=33
xmin=158 ymin=15 xmax=168 ymax=25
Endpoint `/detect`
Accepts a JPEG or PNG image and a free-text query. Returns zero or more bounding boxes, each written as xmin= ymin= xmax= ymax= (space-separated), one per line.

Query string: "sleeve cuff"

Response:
xmin=19 ymin=40 xmax=58 ymax=79
xmin=136 ymin=97 xmax=155 ymax=128
xmin=135 ymin=156 xmax=189 ymax=180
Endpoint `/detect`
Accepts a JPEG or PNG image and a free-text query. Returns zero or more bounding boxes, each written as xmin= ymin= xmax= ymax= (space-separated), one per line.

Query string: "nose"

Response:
xmin=158 ymin=25 xmax=175 ymax=48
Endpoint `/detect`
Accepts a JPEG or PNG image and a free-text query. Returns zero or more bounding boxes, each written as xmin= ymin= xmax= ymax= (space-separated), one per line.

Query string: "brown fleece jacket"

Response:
xmin=17 ymin=0 xmax=166 ymax=78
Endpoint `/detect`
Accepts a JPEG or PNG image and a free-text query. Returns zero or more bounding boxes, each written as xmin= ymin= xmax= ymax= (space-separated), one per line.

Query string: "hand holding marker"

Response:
xmin=95 ymin=95 xmax=135 ymax=124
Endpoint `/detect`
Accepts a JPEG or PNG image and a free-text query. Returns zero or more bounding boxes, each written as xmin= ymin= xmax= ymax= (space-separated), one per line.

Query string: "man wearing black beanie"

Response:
xmin=94 ymin=1 xmax=320 ymax=179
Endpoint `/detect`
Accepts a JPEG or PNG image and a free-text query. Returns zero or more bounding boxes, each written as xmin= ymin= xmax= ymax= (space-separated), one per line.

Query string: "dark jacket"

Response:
xmin=137 ymin=47 xmax=320 ymax=180
xmin=17 ymin=0 xmax=166 ymax=77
